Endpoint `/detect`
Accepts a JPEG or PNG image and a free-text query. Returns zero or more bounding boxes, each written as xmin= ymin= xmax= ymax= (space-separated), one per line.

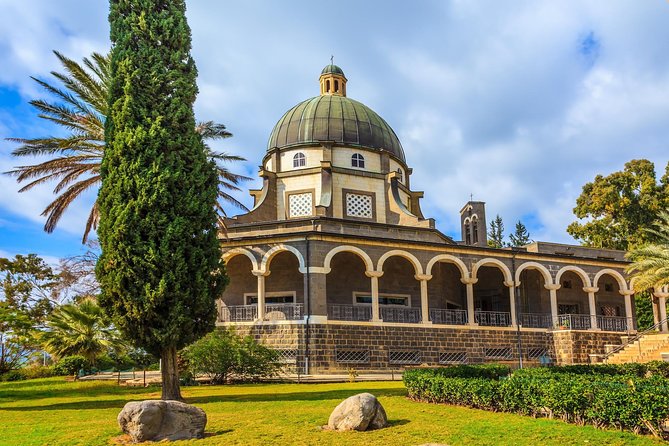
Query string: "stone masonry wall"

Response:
xmin=225 ymin=323 xmax=625 ymax=373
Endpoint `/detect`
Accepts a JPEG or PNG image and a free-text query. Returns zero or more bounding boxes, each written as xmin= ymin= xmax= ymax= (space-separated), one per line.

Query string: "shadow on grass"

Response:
xmin=0 ymin=386 xmax=406 ymax=412
xmin=387 ymin=419 xmax=410 ymax=427
xmin=185 ymin=386 xmax=407 ymax=405
xmin=0 ymin=385 xmax=155 ymax=404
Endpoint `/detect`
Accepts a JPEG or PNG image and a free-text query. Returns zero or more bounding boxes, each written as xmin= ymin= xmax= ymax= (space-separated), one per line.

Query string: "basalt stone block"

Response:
xmin=118 ymin=400 xmax=207 ymax=442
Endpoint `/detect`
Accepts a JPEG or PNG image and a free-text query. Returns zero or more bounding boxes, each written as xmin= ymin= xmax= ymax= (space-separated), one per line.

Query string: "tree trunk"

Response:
xmin=160 ymin=346 xmax=182 ymax=401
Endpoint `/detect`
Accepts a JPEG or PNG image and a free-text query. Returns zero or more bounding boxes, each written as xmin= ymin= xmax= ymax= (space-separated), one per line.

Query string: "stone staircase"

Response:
xmin=606 ymin=333 xmax=669 ymax=364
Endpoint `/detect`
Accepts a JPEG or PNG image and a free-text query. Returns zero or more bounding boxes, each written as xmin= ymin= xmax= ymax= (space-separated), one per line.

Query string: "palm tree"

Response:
xmin=40 ymin=298 xmax=123 ymax=365
xmin=5 ymin=51 xmax=250 ymax=243
xmin=627 ymin=211 xmax=669 ymax=292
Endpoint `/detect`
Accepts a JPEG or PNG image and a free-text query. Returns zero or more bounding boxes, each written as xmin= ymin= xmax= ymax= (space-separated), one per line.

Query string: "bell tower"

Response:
xmin=460 ymin=200 xmax=487 ymax=247
xmin=319 ymin=60 xmax=347 ymax=96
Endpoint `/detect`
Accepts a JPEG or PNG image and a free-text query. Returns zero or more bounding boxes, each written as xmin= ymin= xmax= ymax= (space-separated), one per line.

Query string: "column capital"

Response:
xmin=306 ymin=267 xmax=330 ymax=274
xmin=252 ymin=269 xmax=270 ymax=277
xmin=365 ymin=270 xmax=384 ymax=278
xmin=460 ymin=277 xmax=478 ymax=285
xmin=654 ymin=291 xmax=669 ymax=299
xmin=619 ymin=290 xmax=634 ymax=296
xmin=415 ymin=274 xmax=433 ymax=281
xmin=503 ymin=281 xmax=516 ymax=288
xmin=583 ymin=287 xmax=599 ymax=293
xmin=544 ymin=284 xmax=561 ymax=291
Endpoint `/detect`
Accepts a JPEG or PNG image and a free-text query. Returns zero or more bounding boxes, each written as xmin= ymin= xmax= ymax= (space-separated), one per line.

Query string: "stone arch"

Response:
xmin=260 ymin=245 xmax=306 ymax=274
xmin=222 ymin=248 xmax=259 ymax=271
xmin=555 ymin=265 xmax=592 ymax=289
xmin=425 ymin=254 xmax=469 ymax=279
xmin=593 ymin=269 xmax=629 ymax=292
xmin=323 ymin=245 xmax=374 ymax=273
xmin=515 ymin=261 xmax=553 ymax=286
xmin=472 ymin=258 xmax=512 ymax=284
xmin=376 ymin=250 xmax=423 ymax=275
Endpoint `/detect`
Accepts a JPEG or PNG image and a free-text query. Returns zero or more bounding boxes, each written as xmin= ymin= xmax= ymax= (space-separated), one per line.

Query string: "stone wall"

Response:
xmin=226 ymin=322 xmax=625 ymax=373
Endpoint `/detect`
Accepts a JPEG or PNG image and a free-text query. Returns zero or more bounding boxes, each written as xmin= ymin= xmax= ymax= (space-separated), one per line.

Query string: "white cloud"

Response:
xmin=1 ymin=0 xmax=669 ymax=251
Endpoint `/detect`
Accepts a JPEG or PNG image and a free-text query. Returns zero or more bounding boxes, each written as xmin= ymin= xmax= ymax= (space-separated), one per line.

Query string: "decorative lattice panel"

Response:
xmin=526 ymin=348 xmax=549 ymax=359
xmin=288 ymin=193 xmax=312 ymax=218
xmin=484 ymin=347 xmax=513 ymax=359
xmin=276 ymin=349 xmax=298 ymax=363
xmin=345 ymin=193 xmax=373 ymax=219
xmin=438 ymin=351 xmax=468 ymax=364
xmin=335 ymin=349 xmax=370 ymax=364
xmin=389 ymin=350 xmax=421 ymax=365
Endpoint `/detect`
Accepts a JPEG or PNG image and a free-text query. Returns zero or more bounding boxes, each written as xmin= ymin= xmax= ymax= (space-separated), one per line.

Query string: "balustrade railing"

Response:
xmin=475 ymin=310 xmax=511 ymax=327
xmin=265 ymin=304 xmax=303 ymax=321
xmin=380 ymin=306 xmax=422 ymax=323
xmin=554 ymin=314 xmax=591 ymax=330
xmin=429 ymin=308 xmax=468 ymax=325
xmin=597 ymin=315 xmax=630 ymax=332
xmin=519 ymin=312 xmax=553 ymax=328
xmin=327 ymin=304 xmax=371 ymax=321
xmin=219 ymin=305 xmax=257 ymax=322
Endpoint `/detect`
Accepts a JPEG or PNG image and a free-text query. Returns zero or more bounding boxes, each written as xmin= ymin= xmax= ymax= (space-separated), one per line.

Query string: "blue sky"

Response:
xmin=1 ymin=0 xmax=669 ymax=263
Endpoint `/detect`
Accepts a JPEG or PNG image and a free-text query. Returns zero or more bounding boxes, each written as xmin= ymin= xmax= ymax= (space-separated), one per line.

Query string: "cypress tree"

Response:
xmin=97 ymin=0 xmax=226 ymax=400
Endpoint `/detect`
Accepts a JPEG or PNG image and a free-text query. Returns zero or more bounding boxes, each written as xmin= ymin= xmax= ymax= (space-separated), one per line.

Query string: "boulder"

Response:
xmin=327 ymin=392 xmax=388 ymax=431
xmin=118 ymin=400 xmax=207 ymax=442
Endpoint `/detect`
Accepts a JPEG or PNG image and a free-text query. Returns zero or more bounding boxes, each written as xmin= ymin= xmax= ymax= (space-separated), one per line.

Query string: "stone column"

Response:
xmin=504 ymin=281 xmax=517 ymax=327
xmin=415 ymin=274 xmax=432 ymax=324
xmin=366 ymin=271 xmax=384 ymax=322
xmin=545 ymin=284 xmax=561 ymax=326
xmin=461 ymin=277 xmax=478 ymax=326
xmin=620 ymin=290 xmax=634 ymax=332
xmin=655 ymin=288 xmax=669 ymax=332
xmin=252 ymin=270 xmax=267 ymax=321
xmin=583 ymin=287 xmax=599 ymax=330
xmin=305 ymin=268 xmax=328 ymax=322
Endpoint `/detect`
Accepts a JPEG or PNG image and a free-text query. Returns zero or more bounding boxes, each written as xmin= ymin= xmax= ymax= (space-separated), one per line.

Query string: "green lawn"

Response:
xmin=0 ymin=378 xmax=664 ymax=446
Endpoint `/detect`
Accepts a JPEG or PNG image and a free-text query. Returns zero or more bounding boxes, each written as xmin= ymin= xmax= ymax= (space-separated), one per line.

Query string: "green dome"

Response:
xmin=321 ymin=64 xmax=345 ymax=77
xmin=267 ymin=95 xmax=405 ymax=161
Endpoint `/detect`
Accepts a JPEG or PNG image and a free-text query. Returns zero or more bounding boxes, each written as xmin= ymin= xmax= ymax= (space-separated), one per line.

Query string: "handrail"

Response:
xmin=599 ymin=317 xmax=669 ymax=362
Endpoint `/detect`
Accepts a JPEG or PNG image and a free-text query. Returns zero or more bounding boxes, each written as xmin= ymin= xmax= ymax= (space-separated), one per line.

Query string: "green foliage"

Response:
xmin=5 ymin=51 xmax=249 ymax=243
xmin=634 ymin=291 xmax=656 ymax=331
xmin=568 ymin=159 xmax=668 ymax=250
xmin=40 ymin=299 xmax=124 ymax=365
xmin=182 ymin=328 xmax=282 ymax=384
xmin=627 ymin=211 xmax=669 ymax=292
xmin=509 ymin=220 xmax=532 ymax=247
xmin=1 ymin=369 xmax=28 ymax=381
xmin=0 ymin=254 xmax=59 ymax=323
xmin=53 ymin=355 xmax=89 ymax=377
xmin=404 ymin=364 xmax=669 ymax=437
xmin=98 ymin=0 xmax=227 ymax=365
xmin=487 ymin=215 xmax=505 ymax=248
xmin=22 ymin=365 xmax=56 ymax=380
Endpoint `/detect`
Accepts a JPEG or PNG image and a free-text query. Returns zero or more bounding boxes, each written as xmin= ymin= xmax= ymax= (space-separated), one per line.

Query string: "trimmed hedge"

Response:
xmin=404 ymin=365 xmax=669 ymax=437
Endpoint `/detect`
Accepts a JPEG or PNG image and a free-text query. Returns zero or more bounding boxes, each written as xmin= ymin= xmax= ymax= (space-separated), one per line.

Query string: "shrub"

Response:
xmin=182 ymin=328 xmax=282 ymax=384
xmin=404 ymin=364 xmax=669 ymax=437
xmin=53 ymin=355 xmax=89 ymax=377
xmin=22 ymin=365 xmax=55 ymax=380
xmin=1 ymin=369 xmax=27 ymax=381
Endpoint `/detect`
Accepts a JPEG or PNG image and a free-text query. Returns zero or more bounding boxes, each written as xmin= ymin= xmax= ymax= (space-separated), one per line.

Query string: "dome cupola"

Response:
xmin=267 ymin=63 xmax=405 ymax=161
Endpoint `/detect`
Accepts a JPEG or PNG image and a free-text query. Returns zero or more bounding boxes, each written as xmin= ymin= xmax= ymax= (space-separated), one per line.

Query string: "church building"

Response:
xmin=216 ymin=64 xmax=663 ymax=373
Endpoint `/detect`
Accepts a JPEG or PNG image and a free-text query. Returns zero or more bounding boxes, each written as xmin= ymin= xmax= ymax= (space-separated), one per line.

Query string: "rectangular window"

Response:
xmin=345 ymin=192 xmax=373 ymax=219
xmin=558 ymin=304 xmax=579 ymax=314
xmin=354 ymin=293 xmax=409 ymax=306
xmin=288 ymin=192 xmax=313 ymax=218
xmin=245 ymin=292 xmax=295 ymax=305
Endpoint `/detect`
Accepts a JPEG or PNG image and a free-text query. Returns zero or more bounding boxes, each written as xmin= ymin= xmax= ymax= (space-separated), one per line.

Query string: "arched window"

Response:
xmin=465 ymin=225 xmax=471 ymax=245
xmin=351 ymin=153 xmax=365 ymax=168
xmin=326 ymin=80 xmax=330 ymax=92
xmin=472 ymin=216 xmax=479 ymax=244
xmin=293 ymin=152 xmax=306 ymax=168
xmin=334 ymin=80 xmax=339 ymax=92
xmin=396 ymin=168 xmax=404 ymax=182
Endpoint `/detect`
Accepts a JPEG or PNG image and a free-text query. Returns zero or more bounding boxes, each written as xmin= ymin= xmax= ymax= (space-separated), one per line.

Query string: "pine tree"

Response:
xmin=97 ymin=0 xmax=226 ymax=401
xmin=487 ymin=214 xmax=505 ymax=248
xmin=509 ymin=220 xmax=532 ymax=247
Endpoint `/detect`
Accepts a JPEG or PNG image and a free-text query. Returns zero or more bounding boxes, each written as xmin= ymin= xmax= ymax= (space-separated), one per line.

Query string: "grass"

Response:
xmin=0 ymin=378 xmax=665 ymax=446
